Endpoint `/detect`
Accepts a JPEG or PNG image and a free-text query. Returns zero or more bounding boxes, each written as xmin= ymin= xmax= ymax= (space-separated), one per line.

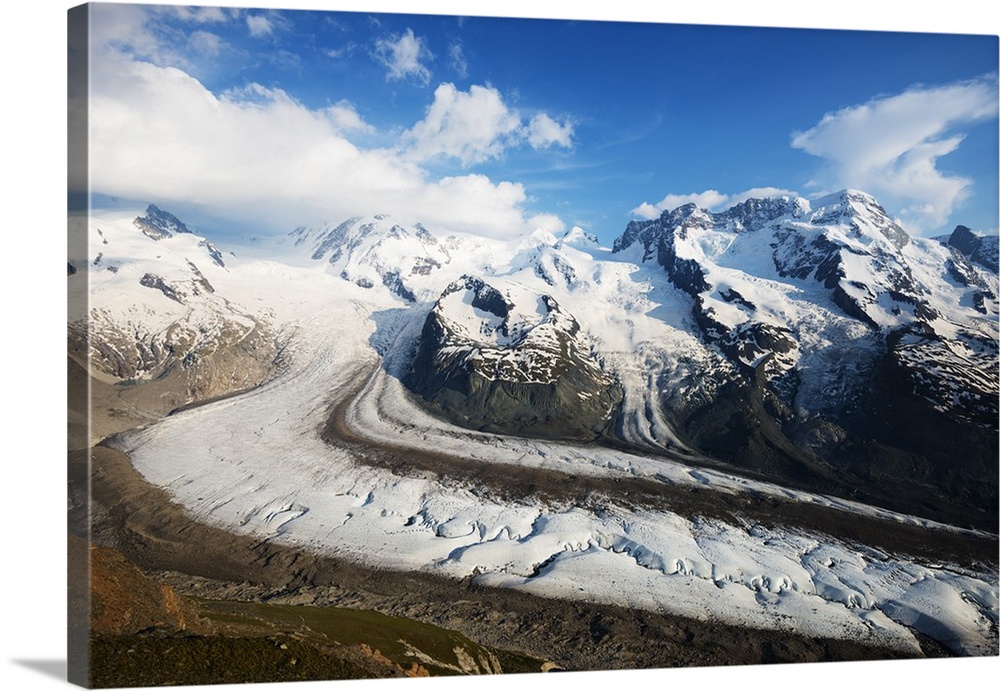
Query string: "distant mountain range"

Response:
xmin=72 ymin=191 xmax=999 ymax=527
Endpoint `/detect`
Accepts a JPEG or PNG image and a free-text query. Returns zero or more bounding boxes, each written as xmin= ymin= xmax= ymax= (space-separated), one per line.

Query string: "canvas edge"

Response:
xmin=67 ymin=3 xmax=91 ymax=687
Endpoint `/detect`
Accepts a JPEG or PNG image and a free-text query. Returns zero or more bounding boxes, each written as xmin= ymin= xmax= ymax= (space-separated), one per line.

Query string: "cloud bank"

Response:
xmin=84 ymin=7 xmax=574 ymax=241
xmin=792 ymin=76 xmax=998 ymax=233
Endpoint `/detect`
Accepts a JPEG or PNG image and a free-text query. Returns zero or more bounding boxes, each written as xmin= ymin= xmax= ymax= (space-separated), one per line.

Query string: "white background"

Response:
xmin=2 ymin=1 xmax=997 ymax=690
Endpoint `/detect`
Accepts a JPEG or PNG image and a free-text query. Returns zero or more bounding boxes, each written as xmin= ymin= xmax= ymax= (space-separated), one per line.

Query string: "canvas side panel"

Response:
xmin=67 ymin=3 xmax=91 ymax=688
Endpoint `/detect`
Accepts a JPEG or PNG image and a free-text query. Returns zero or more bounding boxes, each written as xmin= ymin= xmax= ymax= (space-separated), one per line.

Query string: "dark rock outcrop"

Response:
xmin=948 ymin=224 xmax=999 ymax=273
xmin=134 ymin=204 xmax=191 ymax=240
xmin=404 ymin=276 xmax=622 ymax=440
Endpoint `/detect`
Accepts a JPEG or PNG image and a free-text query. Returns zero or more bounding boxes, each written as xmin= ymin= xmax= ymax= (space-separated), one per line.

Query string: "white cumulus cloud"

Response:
xmin=791 ymin=76 xmax=998 ymax=233
xmin=630 ymin=202 xmax=661 ymax=221
xmin=374 ymin=28 xmax=433 ymax=84
xmin=404 ymin=83 xmax=575 ymax=166
xmin=165 ymin=5 xmax=231 ymax=24
xmin=527 ymin=113 xmax=574 ymax=149
xmin=404 ymin=83 xmax=523 ymax=165
xmin=246 ymin=14 xmax=273 ymax=38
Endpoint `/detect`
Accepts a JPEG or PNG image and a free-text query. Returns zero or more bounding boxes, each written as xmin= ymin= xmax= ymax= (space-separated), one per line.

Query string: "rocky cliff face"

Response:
xmin=404 ymin=275 xmax=622 ymax=440
xmin=948 ymin=224 xmax=999 ymax=273
xmin=613 ymin=190 xmax=998 ymax=522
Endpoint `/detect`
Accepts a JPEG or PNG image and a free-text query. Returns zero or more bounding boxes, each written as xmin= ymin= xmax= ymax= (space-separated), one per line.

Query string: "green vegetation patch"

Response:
xmin=89 ymin=634 xmax=370 ymax=688
xmin=197 ymin=599 xmax=542 ymax=676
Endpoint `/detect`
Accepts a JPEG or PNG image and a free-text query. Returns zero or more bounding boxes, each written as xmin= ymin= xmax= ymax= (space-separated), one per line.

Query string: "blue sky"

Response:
xmin=79 ymin=2 xmax=999 ymax=243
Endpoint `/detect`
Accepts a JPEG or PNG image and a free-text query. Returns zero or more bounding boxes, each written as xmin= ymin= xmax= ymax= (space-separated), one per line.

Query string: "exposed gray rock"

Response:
xmin=405 ymin=276 xmax=622 ymax=440
xmin=134 ymin=204 xmax=191 ymax=240
xmin=948 ymin=224 xmax=999 ymax=273
xmin=139 ymin=273 xmax=184 ymax=304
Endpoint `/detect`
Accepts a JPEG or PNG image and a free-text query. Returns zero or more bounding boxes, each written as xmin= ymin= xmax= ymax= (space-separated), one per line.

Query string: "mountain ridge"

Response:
xmin=78 ymin=192 xmax=999 ymax=526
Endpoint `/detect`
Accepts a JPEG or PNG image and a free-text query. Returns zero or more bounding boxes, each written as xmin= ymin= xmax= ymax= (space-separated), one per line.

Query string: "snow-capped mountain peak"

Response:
xmin=404 ymin=273 xmax=622 ymax=439
xmin=133 ymin=203 xmax=193 ymax=240
xmin=507 ymin=227 xmax=560 ymax=253
xmin=805 ymin=188 xmax=911 ymax=250
xmin=288 ymin=213 xmax=455 ymax=301
xmin=71 ymin=205 xmax=279 ymax=410
xmin=556 ymin=226 xmax=600 ymax=249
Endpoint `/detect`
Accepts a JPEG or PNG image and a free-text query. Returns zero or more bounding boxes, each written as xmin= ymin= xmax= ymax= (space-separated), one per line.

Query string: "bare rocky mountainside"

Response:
xmin=605 ymin=191 xmax=998 ymax=527
xmin=68 ymin=205 xmax=283 ymax=431
xmin=404 ymin=274 xmax=624 ymax=439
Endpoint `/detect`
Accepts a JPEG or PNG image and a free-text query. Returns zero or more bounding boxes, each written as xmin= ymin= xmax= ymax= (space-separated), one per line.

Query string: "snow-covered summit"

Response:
xmin=133 ymin=203 xmax=193 ymax=240
xmin=556 ymin=226 xmax=600 ymax=250
xmin=71 ymin=206 xmax=278 ymax=404
xmin=287 ymin=213 xmax=456 ymax=301
xmin=612 ymin=188 xmax=991 ymax=334
xmin=404 ymin=273 xmax=622 ymax=439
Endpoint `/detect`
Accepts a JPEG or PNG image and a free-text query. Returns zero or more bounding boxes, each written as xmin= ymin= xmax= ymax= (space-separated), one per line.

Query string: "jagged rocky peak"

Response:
xmin=949 ymin=225 xmax=981 ymax=256
xmin=616 ymin=189 xmax=908 ymax=257
xmin=807 ymin=189 xmax=910 ymax=249
xmin=199 ymin=239 xmax=226 ymax=268
xmin=133 ymin=204 xmax=192 ymax=241
xmin=947 ymin=224 xmax=999 ymax=273
xmin=614 ymin=203 xmax=702 ymax=256
xmin=620 ymin=189 xmax=935 ymax=333
xmin=128 ymin=204 xmax=225 ymax=268
xmin=613 ymin=194 xmax=806 ymax=257
xmin=716 ymin=195 xmax=806 ymax=233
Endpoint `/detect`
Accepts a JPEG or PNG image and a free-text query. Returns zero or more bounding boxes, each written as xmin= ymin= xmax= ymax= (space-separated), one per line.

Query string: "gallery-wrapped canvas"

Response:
xmin=67 ymin=2 xmax=999 ymax=689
